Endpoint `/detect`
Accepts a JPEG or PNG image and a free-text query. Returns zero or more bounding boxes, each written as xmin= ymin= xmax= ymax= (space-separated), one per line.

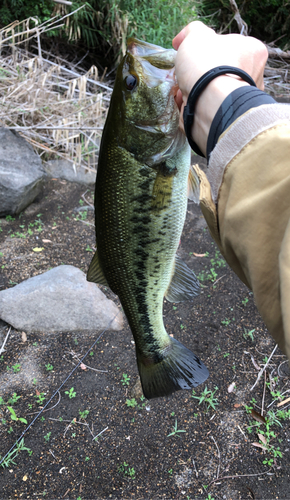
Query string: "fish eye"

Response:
xmin=125 ymin=74 xmax=138 ymax=91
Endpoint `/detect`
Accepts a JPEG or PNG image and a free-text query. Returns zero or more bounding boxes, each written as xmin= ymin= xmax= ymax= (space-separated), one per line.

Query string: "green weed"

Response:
xmin=44 ymin=432 xmax=51 ymax=442
xmin=65 ymin=387 xmax=76 ymax=399
xmin=34 ymin=392 xmax=46 ymax=405
xmin=0 ymin=438 xmax=32 ymax=468
xmin=167 ymin=419 xmax=186 ymax=438
xmin=121 ymin=373 xmax=130 ymax=386
xmin=12 ymin=364 xmax=21 ymax=373
xmin=7 ymin=407 xmax=27 ymax=424
xmin=118 ymin=461 xmax=136 ymax=479
xmin=243 ymin=328 xmax=255 ymax=341
xmin=125 ymin=398 xmax=137 ymax=408
xmin=79 ymin=409 xmax=90 ymax=420
xmin=192 ymin=386 xmax=219 ymax=411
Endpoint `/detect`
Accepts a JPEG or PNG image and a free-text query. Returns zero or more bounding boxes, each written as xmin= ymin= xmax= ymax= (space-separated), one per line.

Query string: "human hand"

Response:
xmin=173 ymin=21 xmax=268 ymax=114
xmin=172 ymin=22 xmax=268 ymax=155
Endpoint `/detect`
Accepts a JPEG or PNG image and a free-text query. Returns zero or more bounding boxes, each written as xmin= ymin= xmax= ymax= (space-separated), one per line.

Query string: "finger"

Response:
xmin=172 ymin=26 xmax=188 ymax=50
xmin=174 ymin=88 xmax=183 ymax=110
xmin=173 ymin=21 xmax=211 ymax=49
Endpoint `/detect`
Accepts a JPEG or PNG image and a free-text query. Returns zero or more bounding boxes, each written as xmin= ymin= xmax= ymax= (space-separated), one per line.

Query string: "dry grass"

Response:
xmin=0 ymin=12 xmax=112 ymax=174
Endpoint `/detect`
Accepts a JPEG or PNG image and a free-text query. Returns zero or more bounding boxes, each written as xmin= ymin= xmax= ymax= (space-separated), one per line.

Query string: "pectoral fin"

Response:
xmin=187 ymin=164 xmax=200 ymax=203
xmin=165 ymin=255 xmax=200 ymax=302
xmin=87 ymin=250 xmax=109 ymax=286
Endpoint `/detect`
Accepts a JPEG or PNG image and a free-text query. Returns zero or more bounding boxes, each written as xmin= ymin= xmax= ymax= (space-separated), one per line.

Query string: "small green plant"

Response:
xmin=65 ymin=387 xmax=76 ymax=399
xmin=0 ymin=438 xmax=32 ymax=468
xmin=7 ymin=407 xmax=27 ymax=424
xmin=223 ymin=352 xmax=230 ymax=358
xmin=45 ymin=363 xmax=54 ymax=371
xmin=121 ymin=373 xmax=130 ymax=386
xmin=168 ymin=468 xmax=173 ymax=475
xmin=221 ymin=318 xmax=231 ymax=326
xmin=79 ymin=409 xmax=90 ymax=420
xmin=242 ymin=297 xmax=249 ymax=307
xmin=192 ymin=386 xmax=219 ymax=411
xmin=44 ymin=432 xmax=51 ymax=442
xmin=118 ymin=461 xmax=136 ymax=479
xmin=85 ymin=456 xmax=90 ymax=462
xmin=125 ymin=398 xmax=138 ymax=408
xmin=8 ymin=393 xmax=21 ymax=405
xmin=243 ymin=328 xmax=255 ymax=341
xmin=12 ymin=364 xmax=21 ymax=373
xmin=34 ymin=392 xmax=46 ymax=405
xmin=167 ymin=419 xmax=186 ymax=438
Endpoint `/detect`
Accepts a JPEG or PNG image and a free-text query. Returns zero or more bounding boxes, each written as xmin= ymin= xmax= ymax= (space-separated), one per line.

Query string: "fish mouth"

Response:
xmin=127 ymin=38 xmax=177 ymax=69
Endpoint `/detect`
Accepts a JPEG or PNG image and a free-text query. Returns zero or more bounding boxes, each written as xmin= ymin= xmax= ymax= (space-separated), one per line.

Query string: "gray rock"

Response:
xmin=0 ymin=265 xmax=123 ymax=333
xmin=0 ymin=128 xmax=45 ymax=216
xmin=44 ymin=159 xmax=96 ymax=185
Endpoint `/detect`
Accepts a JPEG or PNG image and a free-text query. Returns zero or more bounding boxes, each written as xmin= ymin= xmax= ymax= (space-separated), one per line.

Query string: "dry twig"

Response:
xmin=250 ymin=344 xmax=278 ymax=391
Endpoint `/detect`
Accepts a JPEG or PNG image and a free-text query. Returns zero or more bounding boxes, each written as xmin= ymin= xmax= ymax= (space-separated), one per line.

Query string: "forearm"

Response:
xmin=197 ymin=102 xmax=290 ymax=361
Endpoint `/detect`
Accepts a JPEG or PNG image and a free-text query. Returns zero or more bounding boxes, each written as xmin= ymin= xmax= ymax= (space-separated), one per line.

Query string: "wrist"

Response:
xmin=192 ymin=76 xmax=250 ymax=156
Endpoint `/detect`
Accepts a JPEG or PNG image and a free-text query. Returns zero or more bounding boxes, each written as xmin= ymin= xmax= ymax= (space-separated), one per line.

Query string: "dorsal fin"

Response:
xmin=165 ymin=255 xmax=200 ymax=302
xmin=87 ymin=250 xmax=109 ymax=287
xmin=187 ymin=164 xmax=200 ymax=203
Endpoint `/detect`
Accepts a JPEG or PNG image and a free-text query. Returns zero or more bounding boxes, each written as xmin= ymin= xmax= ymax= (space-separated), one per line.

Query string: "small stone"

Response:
xmin=44 ymin=159 xmax=96 ymax=185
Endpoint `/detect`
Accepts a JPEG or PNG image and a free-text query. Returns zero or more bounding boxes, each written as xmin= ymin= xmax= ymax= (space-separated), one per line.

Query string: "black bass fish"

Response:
xmin=87 ymin=38 xmax=209 ymax=399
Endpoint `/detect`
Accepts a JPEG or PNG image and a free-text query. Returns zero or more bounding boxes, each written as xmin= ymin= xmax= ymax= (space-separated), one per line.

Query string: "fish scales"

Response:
xmin=88 ymin=38 xmax=209 ymax=398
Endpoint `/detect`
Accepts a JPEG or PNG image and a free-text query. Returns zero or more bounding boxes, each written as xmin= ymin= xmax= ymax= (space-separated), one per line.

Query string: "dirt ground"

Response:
xmin=0 ymin=165 xmax=290 ymax=500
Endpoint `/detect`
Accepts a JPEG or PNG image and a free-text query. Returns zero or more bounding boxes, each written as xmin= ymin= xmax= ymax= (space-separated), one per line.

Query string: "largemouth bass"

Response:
xmin=88 ymin=38 xmax=209 ymax=399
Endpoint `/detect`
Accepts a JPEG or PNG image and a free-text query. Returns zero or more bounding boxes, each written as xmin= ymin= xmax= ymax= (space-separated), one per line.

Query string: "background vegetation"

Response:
xmin=200 ymin=0 xmax=290 ymax=49
xmin=0 ymin=1 xmax=290 ymax=65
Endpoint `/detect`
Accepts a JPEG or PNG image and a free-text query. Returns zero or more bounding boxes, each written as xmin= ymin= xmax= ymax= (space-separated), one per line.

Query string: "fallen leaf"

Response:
xmin=251 ymin=409 xmax=266 ymax=424
xmin=21 ymin=332 xmax=27 ymax=342
xmin=193 ymin=253 xmax=206 ymax=257
xmin=32 ymin=247 xmax=44 ymax=252
xmin=258 ymin=433 xmax=268 ymax=445
xmin=228 ymin=382 xmax=236 ymax=393
xmin=23 ymin=475 xmax=28 ymax=481
xmin=251 ymin=442 xmax=267 ymax=451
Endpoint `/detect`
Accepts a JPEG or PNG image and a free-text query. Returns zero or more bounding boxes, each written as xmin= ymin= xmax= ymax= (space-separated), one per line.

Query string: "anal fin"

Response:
xmin=87 ymin=250 xmax=109 ymax=287
xmin=165 ymin=255 xmax=200 ymax=302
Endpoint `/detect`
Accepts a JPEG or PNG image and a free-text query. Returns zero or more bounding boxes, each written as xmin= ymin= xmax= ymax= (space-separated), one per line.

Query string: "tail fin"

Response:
xmin=137 ymin=337 xmax=209 ymax=399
